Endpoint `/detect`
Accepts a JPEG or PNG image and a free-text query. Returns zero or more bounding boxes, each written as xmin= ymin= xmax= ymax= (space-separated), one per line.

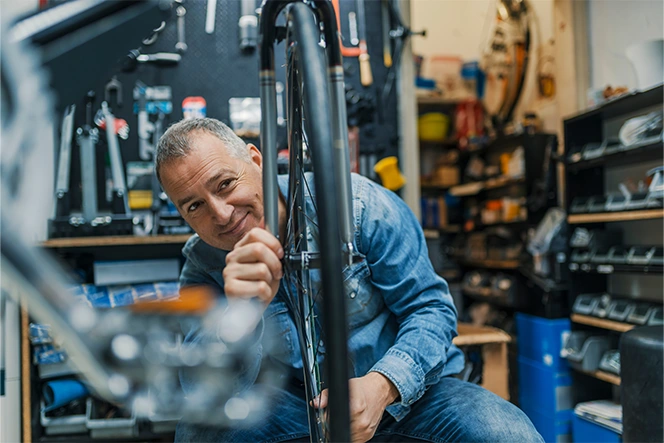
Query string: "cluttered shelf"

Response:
xmin=567 ymin=140 xmax=663 ymax=172
xmin=571 ymin=313 xmax=635 ymax=333
xmin=564 ymin=83 xmax=663 ymax=125
xmin=568 ymin=209 xmax=664 ymax=224
xmin=41 ymin=234 xmax=193 ymax=248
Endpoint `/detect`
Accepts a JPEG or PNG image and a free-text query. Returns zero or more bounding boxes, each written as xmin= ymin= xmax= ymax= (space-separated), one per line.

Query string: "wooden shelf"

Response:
xmin=41 ymin=234 xmax=193 ymax=248
xmin=419 ymin=138 xmax=458 ymax=148
xmin=577 ymin=369 xmax=621 ymax=386
xmin=571 ymin=313 xmax=635 ymax=332
xmin=459 ymin=259 xmax=520 ymax=270
xmin=568 ymin=209 xmax=664 ymax=224
xmin=454 ymin=323 xmax=511 ymax=346
xmin=417 ymin=95 xmax=459 ymax=106
xmin=449 ymin=176 xmax=525 ymax=197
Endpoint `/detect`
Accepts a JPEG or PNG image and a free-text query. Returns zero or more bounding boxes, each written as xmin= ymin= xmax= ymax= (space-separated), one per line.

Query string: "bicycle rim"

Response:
xmin=280 ymin=3 xmax=351 ymax=442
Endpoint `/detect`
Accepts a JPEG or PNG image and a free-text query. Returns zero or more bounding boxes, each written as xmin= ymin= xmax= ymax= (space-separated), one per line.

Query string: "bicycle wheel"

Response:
xmin=278 ymin=3 xmax=351 ymax=442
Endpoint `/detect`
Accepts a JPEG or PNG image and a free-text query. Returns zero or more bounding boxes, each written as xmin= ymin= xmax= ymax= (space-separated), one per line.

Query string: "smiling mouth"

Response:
xmin=222 ymin=213 xmax=248 ymax=236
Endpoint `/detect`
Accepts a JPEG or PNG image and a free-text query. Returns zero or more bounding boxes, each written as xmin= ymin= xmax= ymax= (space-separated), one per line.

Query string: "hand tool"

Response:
xmin=104 ymin=76 xmax=122 ymax=108
xmin=238 ymin=0 xmax=258 ymax=51
xmin=355 ymin=0 xmax=373 ymax=86
xmin=134 ymin=81 xmax=155 ymax=161
xmin=54 ymin=105 xmax=76 ymax=218
xmin=101 ymin=101 xmax=130 ymax=215
xmin=348 ymin=11 xmax=358 ymax=45
xmin=77 ymin=91 xmax=99 ymax=223
xmin=175 ymin=5 xmax=187 ymax=53
xmin=381 ymin=0 xmax=392 ymax=67
xmin=205 ymin=0 xmax=217 ymax=34
xmin=331 ymin=0 xmax=360 ymax=57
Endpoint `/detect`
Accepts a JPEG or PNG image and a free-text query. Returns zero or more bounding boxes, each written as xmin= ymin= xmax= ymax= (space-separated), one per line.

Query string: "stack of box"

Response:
xmin=516 ymin=313 xmax=573 ymax=442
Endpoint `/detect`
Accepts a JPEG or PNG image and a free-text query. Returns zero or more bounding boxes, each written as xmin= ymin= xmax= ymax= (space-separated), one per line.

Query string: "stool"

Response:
xmin=453 ymin=323 xmax=511 ymax=399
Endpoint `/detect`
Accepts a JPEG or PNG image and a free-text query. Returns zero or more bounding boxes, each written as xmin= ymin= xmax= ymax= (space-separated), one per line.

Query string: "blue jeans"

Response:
xmin=175 ymin=377 xmax=543 ymax=442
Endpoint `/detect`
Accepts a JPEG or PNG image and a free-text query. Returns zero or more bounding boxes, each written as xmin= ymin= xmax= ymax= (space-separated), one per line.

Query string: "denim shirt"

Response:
xmin=179 ymin=173 xmax=464 ymax=421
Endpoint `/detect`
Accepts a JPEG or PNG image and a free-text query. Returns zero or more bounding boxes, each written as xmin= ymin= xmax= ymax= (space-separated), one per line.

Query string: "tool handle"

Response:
xmin=137 ymin=52 xmax=181 ymax=65
xmin=359 ymin=52 xmax=373 ymax=86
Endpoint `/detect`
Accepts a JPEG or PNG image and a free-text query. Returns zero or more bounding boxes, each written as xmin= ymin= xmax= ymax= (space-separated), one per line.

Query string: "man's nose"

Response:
xmin=209 ymin=197 xmax=233 ymax=224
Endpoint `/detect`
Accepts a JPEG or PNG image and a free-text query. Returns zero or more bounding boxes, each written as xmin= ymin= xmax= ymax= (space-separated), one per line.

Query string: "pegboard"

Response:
xmin=61 ymin=0 xmax=402 ymax=211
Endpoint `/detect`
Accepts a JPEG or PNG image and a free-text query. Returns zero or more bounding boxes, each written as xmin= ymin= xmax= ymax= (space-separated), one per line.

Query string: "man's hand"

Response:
xmin=313 ymin=372 xmax=400 ymax=443
xmin=223 ymin=227 xmax=284 ymax=306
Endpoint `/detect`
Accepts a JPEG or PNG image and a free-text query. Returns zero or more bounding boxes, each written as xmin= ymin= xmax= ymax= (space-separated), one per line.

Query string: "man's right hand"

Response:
xmin=223 ymin=227 xmax=284 ymax=306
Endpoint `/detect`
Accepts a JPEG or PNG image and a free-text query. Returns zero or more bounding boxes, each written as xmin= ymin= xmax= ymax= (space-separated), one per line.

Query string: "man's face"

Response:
xmin=160 ymin=131 xmax=264 ymax=250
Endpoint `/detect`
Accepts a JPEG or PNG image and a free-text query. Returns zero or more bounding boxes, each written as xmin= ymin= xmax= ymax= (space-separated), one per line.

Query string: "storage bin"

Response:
xmin=572 ymin=414 xmax=621 ymax=443
xmin=521 ymin=406 xmax=572 ymax=443
xmin=518 ymin=356 xmax=573 ymax=418
xmin=516 ymin=314 xmax=570 ymax=370
xmin=563 ymin=333 xmax=610 ymax=372
xmin=86 ymin=397 xmax=138 ymax=439
xmin=40 ymin=400 xmax=88 ymax=435
xmin=418 ymin=113 xmax=450 ymax=142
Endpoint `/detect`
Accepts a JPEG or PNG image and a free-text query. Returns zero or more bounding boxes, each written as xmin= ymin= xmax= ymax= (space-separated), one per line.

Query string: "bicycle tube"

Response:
xmin=288 ymin=3 xmax=351 ymax=442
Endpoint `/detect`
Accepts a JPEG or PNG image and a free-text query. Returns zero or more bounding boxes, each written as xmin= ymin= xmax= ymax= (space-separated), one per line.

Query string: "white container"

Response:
xmin=626 ymin=39 xmax=664 ymax=89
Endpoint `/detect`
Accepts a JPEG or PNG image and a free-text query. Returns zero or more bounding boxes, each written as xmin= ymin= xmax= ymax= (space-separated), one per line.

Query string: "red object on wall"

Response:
xmin=454 ymin=99 xmax=484 ymax=142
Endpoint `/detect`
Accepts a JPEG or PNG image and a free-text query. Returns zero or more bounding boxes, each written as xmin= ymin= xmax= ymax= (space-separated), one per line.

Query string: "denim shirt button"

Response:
xmin=349 ymin=291 xmax=356 ymax=299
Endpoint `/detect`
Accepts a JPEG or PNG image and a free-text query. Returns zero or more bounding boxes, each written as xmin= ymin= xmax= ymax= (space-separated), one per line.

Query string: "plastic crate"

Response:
xmin=521 ymin=406 xmax=572 ymax=443
xmin=516 ymin=313 xmax=570 ymax=370
xmin=518 ymin=356 xmax=573 ymax=418
xmin=86 ymin=397 xmax=138 ymax=439
xmin=40 ymin=400 xmax=88 ymax=436
xmin=573 ymin=414 xmax=621 ymax=442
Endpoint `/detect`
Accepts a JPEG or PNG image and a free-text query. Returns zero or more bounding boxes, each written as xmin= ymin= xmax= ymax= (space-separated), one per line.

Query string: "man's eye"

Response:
xmin=188 ymin=202 xmax=200 ymax=213
xmin=219 ymin=179 xmax=233 ymax=191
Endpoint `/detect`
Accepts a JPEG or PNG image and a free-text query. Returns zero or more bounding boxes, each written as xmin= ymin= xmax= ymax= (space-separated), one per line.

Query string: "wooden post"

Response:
xmin=21 ymin=307 xmax=32 ymax=443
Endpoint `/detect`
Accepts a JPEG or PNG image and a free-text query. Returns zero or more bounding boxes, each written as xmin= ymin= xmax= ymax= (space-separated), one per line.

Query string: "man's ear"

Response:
xmin=247 ymin=144 xmax=262 ymax=168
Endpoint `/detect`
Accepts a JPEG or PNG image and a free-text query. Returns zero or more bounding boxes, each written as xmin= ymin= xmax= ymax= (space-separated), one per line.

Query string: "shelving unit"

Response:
xmin=24 ymin=234 xmax=189 ymax=441
xmin=563 ymin=85 xmax=663 ymax=407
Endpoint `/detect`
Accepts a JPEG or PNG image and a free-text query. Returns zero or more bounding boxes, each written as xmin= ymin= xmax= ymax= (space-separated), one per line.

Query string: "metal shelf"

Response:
xmin=569 ymin=262 xmax=663 ymax=275
xmin=571 ymin=313 xmax=635 ymax=332
xmin=567 ymin=141 xmax=663 ymax=172
xmin=568 ymin=209 xmax=664 ymax=224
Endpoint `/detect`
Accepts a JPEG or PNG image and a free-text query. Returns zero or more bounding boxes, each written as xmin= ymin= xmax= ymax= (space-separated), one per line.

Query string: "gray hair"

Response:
xmin=155 ymin=117 xmax=251 ymax=183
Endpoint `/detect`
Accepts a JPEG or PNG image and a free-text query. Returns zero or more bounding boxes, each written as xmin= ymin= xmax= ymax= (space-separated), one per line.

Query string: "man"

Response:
xmin=157 ymin=117 xmax=542 ymax=442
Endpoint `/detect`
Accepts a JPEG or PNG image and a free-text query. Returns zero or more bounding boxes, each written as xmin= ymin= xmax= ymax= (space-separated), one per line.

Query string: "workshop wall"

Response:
xmin=61 ymin=0 xmax=400 ymax=212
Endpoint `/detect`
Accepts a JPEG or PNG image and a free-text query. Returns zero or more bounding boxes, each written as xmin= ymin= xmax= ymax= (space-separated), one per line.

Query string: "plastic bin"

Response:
xmin=40 ymin=400 xmax=88 ymax=436
xmin=572 ymin=414 xmax=621 ymax=443
xmin=522 ymin=406 xmax=572 ymax=443
xmin=518 ymin=356 xmax=573 ymax=418
xmin=563 ymin=333 xmax=611 ymax=372
xmin=86 ymin=397 xmax=138 ymax=439
xmin=516 ymin=314 xmax=570 ymax=370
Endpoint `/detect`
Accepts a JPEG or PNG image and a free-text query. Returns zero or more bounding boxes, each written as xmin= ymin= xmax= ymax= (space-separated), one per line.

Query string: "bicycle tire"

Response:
xmin=280 ymin=3 xmax=351 ymax=442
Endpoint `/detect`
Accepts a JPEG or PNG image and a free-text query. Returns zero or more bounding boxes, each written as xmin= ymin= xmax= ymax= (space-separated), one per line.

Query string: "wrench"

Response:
xmin=175 ymin=6 xmax=187 ymax=53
